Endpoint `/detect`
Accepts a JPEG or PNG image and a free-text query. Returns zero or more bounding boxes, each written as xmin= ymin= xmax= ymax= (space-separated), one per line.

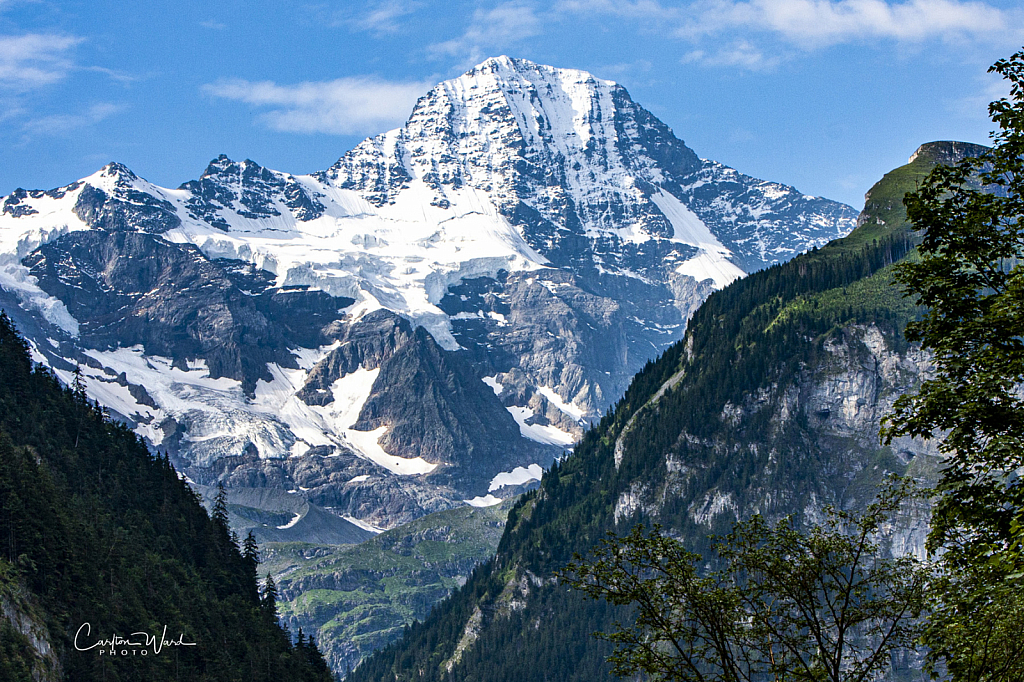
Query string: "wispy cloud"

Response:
xmin=351 ymin=1 xmax=421 ymax=34
xmin=555 ymin=0 xmax=674 ymax=20
xmin=202 ymin=76 xmax=434 ymax=135
xmin=0 ymin=33 xmax=82 ymax=89
xmin=683 ymin=0 xmax=1015 ymax=48
xmin=947 ymin=71 xmax=1011 ymax=121
xmin=428 ymin=2 xmax=542 ymax=65
xmin=305 ymin=1 xmax=421 ymax=35
xmin=21 ymin=102 xmax=123 ymax=138
xmin=682 ymin=40 xmax=782 ymax=70
xmin=558 ymin=0 xmax=1022 ymax=69
xmin=84 ymin=65 xmax=138 ymax=84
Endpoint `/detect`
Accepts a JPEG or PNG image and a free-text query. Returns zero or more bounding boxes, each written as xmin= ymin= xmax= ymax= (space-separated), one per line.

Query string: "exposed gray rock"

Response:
xmin=72 ymin=164 xmax=181 ymax=234
xmin=193 ymin=483 xmax=376 ymax=545
xmin=356 ymin=325 xmax=551 ymax=488
xmin=297 ymin=310 xmax=415 ymax=406
xmin=617 ymin=322 xmax=938 ymax=558
xmin=181 ymin=155 xmax=326 ymax=229
xmin=24 ymin=230 xmax=353 ymax=391
xmin=0 ymin=574 xmax=62 ymax=682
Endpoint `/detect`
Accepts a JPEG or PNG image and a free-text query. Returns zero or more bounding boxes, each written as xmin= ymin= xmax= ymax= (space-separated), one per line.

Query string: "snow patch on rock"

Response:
xmin=317 ymin=366 xmax=438 ymax=475
xmin=464 ymin=494 xmax=502 ymax=507
xmin=488 ymin=463 xmax=543 ymax=492
xmin=651 ymin=189 xmax=744 ymax=289
xmin=482 ymin=375 xmax=503 ymax=395
xmin=536 ymin=386 xmax=585 ymax=422
xmin=505 ymin=405 xmax=575 ymax=446
xmin=277 ymin=512 xmax=302 ymax=530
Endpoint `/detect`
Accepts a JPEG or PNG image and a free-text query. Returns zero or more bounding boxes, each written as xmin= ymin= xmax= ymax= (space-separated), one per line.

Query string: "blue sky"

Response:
xmin=1 ymin=0 xmax=1022 ymax=209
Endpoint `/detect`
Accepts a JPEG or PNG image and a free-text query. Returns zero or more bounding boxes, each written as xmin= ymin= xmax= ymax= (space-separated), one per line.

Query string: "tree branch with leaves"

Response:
xmin=563 ymin=480 xmax=928 ymax=682
xmin=882 ymin=48 xmax=1024 ymax=682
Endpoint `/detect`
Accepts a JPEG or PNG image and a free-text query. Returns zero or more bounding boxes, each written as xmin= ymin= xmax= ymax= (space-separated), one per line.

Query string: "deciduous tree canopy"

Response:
xmin=883 ymin=48 xmax=1024 ymax=682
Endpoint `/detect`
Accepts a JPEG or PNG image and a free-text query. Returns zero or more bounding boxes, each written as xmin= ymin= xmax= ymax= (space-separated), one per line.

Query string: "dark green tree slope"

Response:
xmin=0 ymin=312 xmax=333 ymax=682
xmin=349 ymin=142 xmax=980 ymax=682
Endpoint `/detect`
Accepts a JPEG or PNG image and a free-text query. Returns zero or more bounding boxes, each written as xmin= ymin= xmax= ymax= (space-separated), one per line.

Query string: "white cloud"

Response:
xmin=555 ymin=0 xmax=676 ymax=19
xmin=559 ymin=0 xmax=1020 ymax=55
xmin=682 ymin=40 xmax=782 ymax=70
xmin=307 ymin=1 xmax=422 ymax=35
xmin=0 ymin=33 xmax=81 ymax=89
xmin=351 ymin=1 xmax=421 ymax=34
xmin=202 ymin=77 xmax=434 ymax=135
xmin=428 ymin=2 xmax=542 ymax=65
xmin=685 ymin=0 xmax=1014 ymax=48
xmin=596 ymin=59 xmax=654 ymax=77
xmin=21 ymin=102 xmax=123 ymax=138
xmin=84 ymin=65 xmax=137 ymax=84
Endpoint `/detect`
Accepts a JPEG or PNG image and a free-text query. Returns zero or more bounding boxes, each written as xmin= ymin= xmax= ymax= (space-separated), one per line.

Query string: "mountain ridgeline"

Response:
xmin=347 ymin=143 xmax=979 ymax=682
xmin=0 ymin=314 xmax=333 ymax=681
xmin=0 ymin=56 xmax=856 ymax=534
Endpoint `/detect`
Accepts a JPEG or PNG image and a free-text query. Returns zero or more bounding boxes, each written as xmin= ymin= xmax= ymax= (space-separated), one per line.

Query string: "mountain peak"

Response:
xmin=317 ymin=55 xmax=852 ymax=276
xmin=326 ymin=53 xmax=688 ymax=233
xmin=99 ymin=162 xmax=138 ymax=182
xmin=198 ymin=154 xmax=267 ymax=179
xmin=908 ymin=140 xmax=990 ymax=166
xmin=200 ymin=154 xmax=233 ymax=178
xmin=460 ymin=55 xmax=615 ymax=89
xmin=469 ymin=54 xmax=518 ymax=71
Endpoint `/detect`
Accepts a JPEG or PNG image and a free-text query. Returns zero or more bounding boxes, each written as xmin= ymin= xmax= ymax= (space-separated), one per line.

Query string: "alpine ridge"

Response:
xmin=0 ymin=56 xmax=856 ymax=532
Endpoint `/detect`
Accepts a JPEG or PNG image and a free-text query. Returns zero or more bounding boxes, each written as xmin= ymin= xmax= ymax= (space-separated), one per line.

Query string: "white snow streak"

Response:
xmin=481 ymin=375 xmax=504 ymax=395
xmin=277 ymin=512 xmax=302 ymax=530
xmin=342 ymin=515 xmax=384 ymax=534
xmin=464 ymin=494 xmax=502 ymax=507
xmin=651 ymin=189 xmax=745 ymax=290
xmin=536 ymin=386 xmax=585 ymax=421
xmin=505 ymin=405 xmax=575 ymax=446
xmin=488 ymin=463 xmax=543 ymax=492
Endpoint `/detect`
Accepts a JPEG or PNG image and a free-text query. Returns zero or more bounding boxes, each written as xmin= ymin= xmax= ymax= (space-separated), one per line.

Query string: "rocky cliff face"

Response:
xmin=0 ymin=566 xmax=62 ymax=682
xmin=0 ymin=57 xmax=855 ymax=530
xmin=23 ymin=229 xmax=349 ymax=391
xmin=613 ymin=321 xmax=936 ymax=554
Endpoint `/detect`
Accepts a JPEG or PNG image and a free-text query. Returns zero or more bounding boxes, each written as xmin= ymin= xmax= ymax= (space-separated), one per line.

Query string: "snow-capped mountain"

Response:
xmin=0 ymin=56 xmax=856 ymax=528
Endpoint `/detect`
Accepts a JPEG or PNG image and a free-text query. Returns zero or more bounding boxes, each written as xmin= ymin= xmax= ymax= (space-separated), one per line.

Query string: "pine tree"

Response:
xmin=212 ymin=482 xmax=229 ymax=527
xmin=262 ymin=573 xmax=278 ymax=619
xmin=71 ymin=363 xmax=87 ymax=448
xmin=71 ymin=363 xmax=86 ymax=398
xmin=243 ymin=531 xmax=260 ymax=571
